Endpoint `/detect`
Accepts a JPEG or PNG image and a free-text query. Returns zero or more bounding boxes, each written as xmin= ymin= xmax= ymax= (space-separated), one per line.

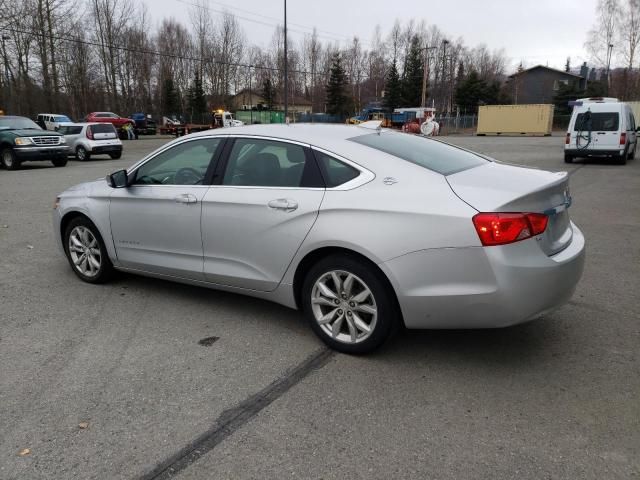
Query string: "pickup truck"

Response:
xmin=0 ymin=116 xmax=69 ymax=170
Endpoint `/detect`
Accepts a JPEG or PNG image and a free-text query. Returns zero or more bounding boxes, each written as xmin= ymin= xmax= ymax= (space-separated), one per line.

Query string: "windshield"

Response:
xmin=0 ymin=117 xmax=42 ymax=131
xmin=348 ymin=132 xmax=488 ymax=175
xmin=54 ymin=115 xmax=72 ymax=123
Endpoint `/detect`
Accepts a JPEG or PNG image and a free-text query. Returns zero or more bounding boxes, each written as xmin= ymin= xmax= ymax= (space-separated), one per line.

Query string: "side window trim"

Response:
xmin=310 ymin=146 xmax=375 ymax=190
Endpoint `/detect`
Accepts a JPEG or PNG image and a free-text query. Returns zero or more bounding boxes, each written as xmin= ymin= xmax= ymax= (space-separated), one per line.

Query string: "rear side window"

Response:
xmin=59 ymin=126 xmax=82 ymax=135
xmin=573 ymin=112 xmax=619 ymax=131
xmin=348 ymin=132 xmax=487 ymax=175
xmin=313 ymin=150 xmax=360 ymax=187
xmin=91 ymin=124 xmax=117 ymax=134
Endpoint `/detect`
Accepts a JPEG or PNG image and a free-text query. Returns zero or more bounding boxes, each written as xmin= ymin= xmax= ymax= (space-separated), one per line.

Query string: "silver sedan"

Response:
xmin=53 ymin=124 xmax=585 ymax=353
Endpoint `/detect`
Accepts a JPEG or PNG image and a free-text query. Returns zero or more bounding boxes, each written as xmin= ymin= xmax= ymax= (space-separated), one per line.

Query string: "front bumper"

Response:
xmin=381 ymin=223 xmax=586 ymax=329
xmin=15 ymin=145 xmax=69 ymax=161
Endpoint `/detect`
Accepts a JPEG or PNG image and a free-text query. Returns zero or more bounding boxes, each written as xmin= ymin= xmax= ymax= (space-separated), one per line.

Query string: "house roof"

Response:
xmin=509 ymin=65 xmax=584 ymax=79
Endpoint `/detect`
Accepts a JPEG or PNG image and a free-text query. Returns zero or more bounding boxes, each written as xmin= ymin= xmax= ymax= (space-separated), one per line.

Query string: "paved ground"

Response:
xmin=0 ymin=133 xmax=638 ymax=479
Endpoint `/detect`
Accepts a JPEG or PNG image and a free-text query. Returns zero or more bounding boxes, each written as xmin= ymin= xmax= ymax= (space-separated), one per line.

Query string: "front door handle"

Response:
xmin=174 ymin=193 xmax=198 ymax=204
xmin=268 ymin=198 xmax=298 ymax=212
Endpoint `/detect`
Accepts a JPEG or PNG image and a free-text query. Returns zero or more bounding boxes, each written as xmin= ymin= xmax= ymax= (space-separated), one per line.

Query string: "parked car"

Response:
xmin=36 ymin=113 xmax=73 ymax=131
xmin=1 ymin=115 xmax=68 ymax=170
xmin=565 ymin=97 xmax=638 ymax=164
xmin=84 ymin=112 xmax=135 ymax=138
xmin=53 ymin=123 xmax=585 ymax=353
xmin=129 ymin=113 xmax=157 ymax=135
xmin=58 ymin=123 xmax=123 ymax=161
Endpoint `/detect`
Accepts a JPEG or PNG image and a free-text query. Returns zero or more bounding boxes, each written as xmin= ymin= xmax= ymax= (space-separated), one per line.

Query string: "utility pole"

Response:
xmin=283 ymin=0 xmax=288 ymax=122
xmin=441 ymin=39 xmax=449 ymax=114
xmin=1 ymin=35 xmax=10 ymax=113
xmin=421 ymin=45 xmax=436 ymax=108
xmin=606 ymin=42 xmax=614 ymax=93
xmin=248 ymin=65 xmax=253 ymax=125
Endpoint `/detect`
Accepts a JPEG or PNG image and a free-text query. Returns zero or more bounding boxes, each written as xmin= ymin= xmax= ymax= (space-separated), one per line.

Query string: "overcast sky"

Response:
xmin=146 ymin=0 xmax=599 ymax=72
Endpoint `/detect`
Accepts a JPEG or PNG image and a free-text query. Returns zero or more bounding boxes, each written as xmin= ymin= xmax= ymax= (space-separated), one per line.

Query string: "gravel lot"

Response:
xmin=0 ymin=132 xmax=638 ymax=479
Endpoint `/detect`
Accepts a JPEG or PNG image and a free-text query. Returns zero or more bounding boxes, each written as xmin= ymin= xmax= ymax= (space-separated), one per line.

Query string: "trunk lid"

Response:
xmin=447 ymin=162 xmax=573 ymax=256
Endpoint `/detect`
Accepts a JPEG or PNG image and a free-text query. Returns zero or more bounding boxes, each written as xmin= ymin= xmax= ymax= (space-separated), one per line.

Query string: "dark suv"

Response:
xmin=0 ymin=116 xmax=69 ymax=170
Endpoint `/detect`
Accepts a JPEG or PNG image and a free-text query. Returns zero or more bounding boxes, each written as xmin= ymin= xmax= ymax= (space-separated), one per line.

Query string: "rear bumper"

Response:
xmin=14 ymin=145 xmax=69 ymax=161
xmin=89 ymin=145 xmax=123 ymax=154
xmin=565 ymin=148 xmax=624 ymax=157
xmin=381 ymin=223 xmax=586 ymax=329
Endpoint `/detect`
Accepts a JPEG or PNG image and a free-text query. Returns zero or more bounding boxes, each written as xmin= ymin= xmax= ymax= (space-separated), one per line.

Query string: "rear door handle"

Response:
xmin=174 ymin=193 xmax=198 ymax=204
xmin=268 ymin=198 xmax=298 ymax=212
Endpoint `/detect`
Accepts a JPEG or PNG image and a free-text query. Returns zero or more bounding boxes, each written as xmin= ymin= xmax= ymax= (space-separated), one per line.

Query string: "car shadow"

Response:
xmin=107 ymin=271 xmax=559 ymax=369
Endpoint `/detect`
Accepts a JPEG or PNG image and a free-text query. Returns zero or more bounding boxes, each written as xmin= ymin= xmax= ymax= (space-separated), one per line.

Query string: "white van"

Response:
xmin=36 ymin=113 xmax=73 ymax=131
xmin=564 ymin=98 xmax=638 ymax=165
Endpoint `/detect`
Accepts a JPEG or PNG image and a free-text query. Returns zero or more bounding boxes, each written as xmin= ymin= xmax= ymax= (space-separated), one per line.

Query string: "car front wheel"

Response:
xmin=1 ymin=147 xmax=20 ymax=170
xmin=52 ymin=157 xmax=68 ymax=167
xmin=64 ymin=217 xmax=114 ymax=283
xmin=302 ymin=254 xmax=399 ymax=354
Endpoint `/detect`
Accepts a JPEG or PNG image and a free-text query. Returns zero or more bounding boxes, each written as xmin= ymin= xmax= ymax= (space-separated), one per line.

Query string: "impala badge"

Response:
xmin=383 ymin=177 xmax=398 ymax=185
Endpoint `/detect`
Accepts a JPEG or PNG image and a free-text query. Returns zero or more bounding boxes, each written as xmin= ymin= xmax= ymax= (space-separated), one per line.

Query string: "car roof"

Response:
xmin=1 ymin=115 xmax=31 ymax=120
xmin=59 ymin=122 xmax=106 ymax=127
xmin=189 ymin=123 xmax=377 ymax=150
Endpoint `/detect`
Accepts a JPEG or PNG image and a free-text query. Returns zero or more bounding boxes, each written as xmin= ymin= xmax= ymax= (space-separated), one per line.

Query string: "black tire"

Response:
xmin=301 ymin=254 xmax=399 ymax=354
xmin=52 ymin=157 xmax=68 ymax=167
xmin=614 ymin=148 xmax=627 ymax=165
xmin=76 ymin=146 xmax=90 ymax=161
xmin=1 ymin=147 xmax=21 ymax=170
xmin=564 ymin=153 xmax=573 ymax=163
xmin=109 ymin=152 xmax=122 ymax=159
xmin=63 ymin=216 xmax=114 ymax=284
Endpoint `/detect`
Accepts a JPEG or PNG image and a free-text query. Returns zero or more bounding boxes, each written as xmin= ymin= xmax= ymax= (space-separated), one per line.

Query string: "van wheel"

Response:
xmin=628 ymin=145 xmax=636 ymax=160
xmin=564 ymin=154 xmax=573 ymax=163
xmin=614 ymin=151 xmax=627 ymax=165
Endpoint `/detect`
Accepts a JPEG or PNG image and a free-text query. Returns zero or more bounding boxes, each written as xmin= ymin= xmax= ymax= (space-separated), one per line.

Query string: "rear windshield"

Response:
xmin=59 ymin=126 xmax=82 ymax=135
xmin=90 ymin=124 xmax=116 ymax=133
xmin=348 ymin=132 xmax=487 ymax=175
xmin=574 ymin=112 xmax=619 ymax=131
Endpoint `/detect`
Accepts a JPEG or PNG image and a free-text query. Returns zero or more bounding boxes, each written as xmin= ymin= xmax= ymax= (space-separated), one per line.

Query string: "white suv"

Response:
xmin=58 ymin=123 xmax=123 ymax=161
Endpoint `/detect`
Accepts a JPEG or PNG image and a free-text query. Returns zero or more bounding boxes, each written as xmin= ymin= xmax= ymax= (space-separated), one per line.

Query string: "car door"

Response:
xmin=201 ymin=136 xmax=325 ymax=291
xmin=109 ymin=137 xmax=225 ymax=279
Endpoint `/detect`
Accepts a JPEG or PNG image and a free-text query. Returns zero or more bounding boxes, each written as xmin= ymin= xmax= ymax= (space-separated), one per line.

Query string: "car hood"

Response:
xmin=60 ymin=178 xmax=109 ymax=197
xmin=5 ymin=129 xmax=63 ymax=138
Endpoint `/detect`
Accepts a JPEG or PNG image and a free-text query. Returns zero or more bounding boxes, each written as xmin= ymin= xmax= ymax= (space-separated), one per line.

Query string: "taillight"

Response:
xmin=620 ymin=132 xmax=626 ymax=145
xmin=86 ymin=126 xmax=94 ymax=140
xmin=565 ymin=133 xmax=570 ymax=145
xmin=472 ymin=213 xmax=548 ymax=246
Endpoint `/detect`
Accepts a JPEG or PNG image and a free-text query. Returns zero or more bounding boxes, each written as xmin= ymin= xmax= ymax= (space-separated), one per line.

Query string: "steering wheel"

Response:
xmin=174 ymin=167 xmax=203 ymax=185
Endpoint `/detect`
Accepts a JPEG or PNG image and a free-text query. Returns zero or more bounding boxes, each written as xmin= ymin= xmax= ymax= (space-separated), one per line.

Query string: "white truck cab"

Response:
xmin=565 ymin=97 xmax=638 ymax=165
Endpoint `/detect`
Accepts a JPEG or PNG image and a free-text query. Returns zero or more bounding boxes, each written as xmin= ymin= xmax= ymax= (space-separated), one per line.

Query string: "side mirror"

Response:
xmin=107 ymin=169 xmax=129 ymax=188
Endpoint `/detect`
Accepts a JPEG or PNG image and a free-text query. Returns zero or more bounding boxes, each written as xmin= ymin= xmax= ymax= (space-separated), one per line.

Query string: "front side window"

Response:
xmin=133 ymin=138 xmax=221 ymax=185
xmin=222 ymin=138 xmax=311 ymax=187
xmin=313 ymin=150 xmax=360 ymax=187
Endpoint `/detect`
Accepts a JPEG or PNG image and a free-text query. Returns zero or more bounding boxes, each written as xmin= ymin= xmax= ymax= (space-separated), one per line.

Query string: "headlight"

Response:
xmin=15 ymin=137 xmax=33 ymax=146
xmin=58 ymin=137 xmax=66 ymax=144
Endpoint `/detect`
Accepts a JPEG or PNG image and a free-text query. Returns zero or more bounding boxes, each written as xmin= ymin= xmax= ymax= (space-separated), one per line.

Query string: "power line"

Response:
xmin=0 ymin=26 xmax=316 ymax=76
xmin=174 ymin=0 xmax=371 ymax=46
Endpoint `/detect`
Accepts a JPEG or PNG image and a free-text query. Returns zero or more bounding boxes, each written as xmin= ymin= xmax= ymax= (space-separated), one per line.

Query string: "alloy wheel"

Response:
xmin=68 ymin=226 xmax=102 ymax=277
xmin=2 ymin=149 xmax=14 ymax=168
xmin=311 ymin=270 xmax=378 ymax=344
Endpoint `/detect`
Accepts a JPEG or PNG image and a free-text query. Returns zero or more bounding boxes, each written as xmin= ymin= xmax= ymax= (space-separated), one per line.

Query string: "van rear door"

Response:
xmin=575 ymin=110 xmax=621 ymax=152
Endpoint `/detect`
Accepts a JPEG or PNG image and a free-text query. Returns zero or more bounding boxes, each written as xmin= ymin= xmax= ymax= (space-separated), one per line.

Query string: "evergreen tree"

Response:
xmin=383 ymin=60 xmax=402 ymax=111
xmin=400 ymin=36 xmax=424 ymax=106
xmin=454 ymin=70 xmax=493 ymax=113
xmin=553 ymin=81 xmax=583 ymax=115
xmin=262 ymin=77 xmax=276 ymax=110
xmin=325 ymin=53 xmax=349 ymax=115
xmin=162 ymin=77 xmax=179 ymax=116
xmin=565 ymin=57 xmax=571 ymax=73
xmin=187 ymin=72 xmax=207 ymax=121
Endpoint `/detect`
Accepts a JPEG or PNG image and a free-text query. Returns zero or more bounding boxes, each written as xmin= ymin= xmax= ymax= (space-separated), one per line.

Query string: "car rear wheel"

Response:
xmin=76 ymin=146 xmax=90 ymax=161
xmin=302 ymin=254 xmax=399 ymax=354
xmin=564 ymin=153 xmax=573 ymax=163
xmin=109 ymin=152 xmax=122 ymax=159
xmin=64 ymin=217 xmax=114 ymax=284
xmin=614 ymin=148 xmax=627 ymax=165
xmin=1 ymin=147 xmax=20 ymax=170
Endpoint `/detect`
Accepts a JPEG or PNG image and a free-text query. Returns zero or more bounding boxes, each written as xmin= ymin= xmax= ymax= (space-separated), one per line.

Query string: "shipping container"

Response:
xmin=235 ymin=110 xmax=285 ymax=124
xmin=477 ymin=104 xmax=554 ymax=136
